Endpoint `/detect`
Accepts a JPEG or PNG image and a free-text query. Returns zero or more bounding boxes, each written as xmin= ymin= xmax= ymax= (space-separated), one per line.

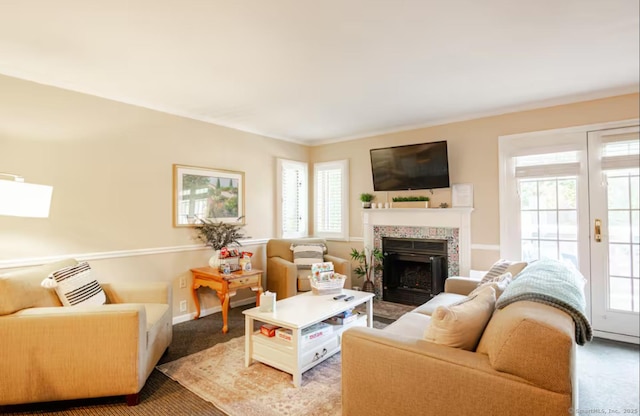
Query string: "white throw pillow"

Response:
xmin=290 ymin=243 xmax=326 ymax=270
xmin=424 ymin=285 xmax=497 ymax=351
xmin=45 ymin=262 xmax=106 ymax=307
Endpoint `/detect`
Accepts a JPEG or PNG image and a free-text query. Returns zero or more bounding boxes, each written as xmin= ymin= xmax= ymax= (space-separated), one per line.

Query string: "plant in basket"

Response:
xmin=193 ymin=216 xmax=249 ymax=269
xmin=350 ymin=247 xmax=384 ymax=293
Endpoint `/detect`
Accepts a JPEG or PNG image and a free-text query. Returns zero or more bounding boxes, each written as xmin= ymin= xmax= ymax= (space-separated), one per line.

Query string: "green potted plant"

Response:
xmin=360 ymin=193 xmax=375 ymax=209
xmin=194 ymin=217 xmax=248 ymax=268
xmin=391 ymin=195 xmax=430 ymax=208
xmin=350 ymin=247 xmax=384 ymax=293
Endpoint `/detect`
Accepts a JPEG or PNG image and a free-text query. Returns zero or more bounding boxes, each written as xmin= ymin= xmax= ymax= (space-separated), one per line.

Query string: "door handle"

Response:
xmin=594 ymin=219 xmax=602 ymax=243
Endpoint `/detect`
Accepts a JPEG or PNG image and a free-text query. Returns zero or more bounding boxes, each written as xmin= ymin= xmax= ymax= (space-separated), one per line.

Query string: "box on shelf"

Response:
xmin=260 ymin=324 xmax=279 ymax=337
xmin=325 ymin=311 xmax=359 ymax=325
xmin=275 ymin=322 xmax=333 ymax=343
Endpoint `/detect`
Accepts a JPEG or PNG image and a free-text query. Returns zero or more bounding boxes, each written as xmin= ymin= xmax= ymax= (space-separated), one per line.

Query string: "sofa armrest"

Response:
xmin=0 ymin=305 xmax=147 ymax=405
xmin=342 ymin=327 xmax=572 ymax=416
xmin=100 ymin=281 xmax=171 ymax=305
xmin=444 ymin=276 xmax=481 ymax=295
xmin=267 ymin=257 xmax=298 ymax=300
xmin=324 ymin=254 xmax=352 ymax=289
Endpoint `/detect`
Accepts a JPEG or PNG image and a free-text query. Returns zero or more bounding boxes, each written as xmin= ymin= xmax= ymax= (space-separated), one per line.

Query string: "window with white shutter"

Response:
xmin=277 ymin=159 xmax=308 ymax=238
xmin=314 ymin=160 xmax=349 ymax=240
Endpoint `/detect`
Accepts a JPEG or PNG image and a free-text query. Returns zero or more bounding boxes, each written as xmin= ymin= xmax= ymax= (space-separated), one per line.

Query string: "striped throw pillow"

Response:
xmin=49 ymin=262 xmax=106 ymax=307
xmin=480 ymin=259 xmax=527 ymax=284
xmin=290 ymin=243 xmax=326 ymax=270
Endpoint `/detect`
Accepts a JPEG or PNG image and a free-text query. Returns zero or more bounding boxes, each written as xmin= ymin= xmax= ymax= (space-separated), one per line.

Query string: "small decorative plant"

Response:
xmin=360 ymin=193 xmax=375 ymax=209
xmin=392 ymin=196 xmax=430 ymax=202
xmin=350 ymin=247 xmax=384 ymax=292
xmin=194 ymin=217 xmax=248 ymax=251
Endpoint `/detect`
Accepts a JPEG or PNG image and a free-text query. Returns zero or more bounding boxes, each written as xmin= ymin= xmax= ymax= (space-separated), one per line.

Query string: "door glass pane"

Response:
xmin=631 ymin=176 xmax=639 ymax=209
xmin=521 ymin=211 xmax=538 ymax=239
xmin=609 ymin=211 xmax=631 ymax=243
xmin=520 ymin=181 xmax=538 ymax=210
xmin=632 ymin=210 xmax=639 ymax=244
xmin=610 ymin=244 xmax=632 ymax=277
xmin=610 ymin=277 xmax=632 ymax=311
xmin=559 ymin=241 xmax=579 ymax=268
xmin=539 ymin=181 xmax=557 ymax=209
xmin=540 ymin=240 xmax=559 ymax=260
xmin=633 ymin=245 xmax=639 ymax=278
xmin=608 ymin=176 xmax=630 ymax=209
xmin=539 ymin=211 xmax=558 ymax=240
xmin=522 ymin=239 xmax=538 ymax=262
xmin=558 ymin=179 xmax=577 ymax=209
xmin=558 ymin=211 xmax=578 ymax=240
xmin=634 ymin=279 xmax=639 ymax=312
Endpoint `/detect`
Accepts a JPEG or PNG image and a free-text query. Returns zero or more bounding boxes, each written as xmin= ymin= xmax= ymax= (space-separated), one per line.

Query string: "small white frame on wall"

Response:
xmin=451 ymin=183 xmax=474 ymax=208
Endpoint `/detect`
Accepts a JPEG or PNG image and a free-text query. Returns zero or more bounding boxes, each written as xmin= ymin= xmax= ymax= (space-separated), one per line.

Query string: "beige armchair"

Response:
xmin=0 ymin=259 xmax=172 ymax=406
xmin=266 ymin=238 xmax=352 ymax=300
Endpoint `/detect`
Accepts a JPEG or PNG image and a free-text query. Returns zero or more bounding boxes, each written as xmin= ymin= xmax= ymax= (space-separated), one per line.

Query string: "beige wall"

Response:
xmin=0 ymin=74 xmax=308 ymax=318
xmin=311 ymin=93 xmax=639 ymax=270
xmin=1 ymin=73 xmax=637 ymax=313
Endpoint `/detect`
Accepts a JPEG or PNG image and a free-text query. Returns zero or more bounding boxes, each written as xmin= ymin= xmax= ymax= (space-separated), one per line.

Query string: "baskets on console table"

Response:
xmin=310 ymin=273 xmax=346 ymax=295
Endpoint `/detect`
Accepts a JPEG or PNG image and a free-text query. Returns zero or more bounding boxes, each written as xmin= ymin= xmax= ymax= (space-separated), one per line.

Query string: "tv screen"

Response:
xmin=370 ymin=141 xmax=450 ymax=191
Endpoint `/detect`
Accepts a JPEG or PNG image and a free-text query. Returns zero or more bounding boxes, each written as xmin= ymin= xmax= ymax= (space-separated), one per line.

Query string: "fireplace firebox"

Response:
xmin=382 ymin=237 xmax=448 ymax=306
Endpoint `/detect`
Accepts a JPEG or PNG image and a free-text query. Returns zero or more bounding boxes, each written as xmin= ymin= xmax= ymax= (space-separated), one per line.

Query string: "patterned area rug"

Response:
xmin=358 ymin=299 xmax=415 ymax=320
xmin=157 ymin=322 xmax=387 ymax=416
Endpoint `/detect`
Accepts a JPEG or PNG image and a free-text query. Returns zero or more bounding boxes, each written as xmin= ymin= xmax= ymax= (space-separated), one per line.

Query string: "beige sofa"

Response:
xmin=0 ymin=259 xmax=172 ymax=406
xmin=266 ymin=238 xmax=352 ymax=300
xmin=342 ymin=275 xmax=577 ymax=416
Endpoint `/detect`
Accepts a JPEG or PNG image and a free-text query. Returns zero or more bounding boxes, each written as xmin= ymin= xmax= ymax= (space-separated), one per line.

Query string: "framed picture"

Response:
xmin=173 ymin=164 xmax=245 ymax=227
xmin=452 ymin=183 xmax=473 ymax=208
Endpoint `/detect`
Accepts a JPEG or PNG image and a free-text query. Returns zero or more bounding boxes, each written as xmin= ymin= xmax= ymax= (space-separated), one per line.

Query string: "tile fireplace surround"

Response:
xmin=362 ymin=207 xmax=473 ymax=297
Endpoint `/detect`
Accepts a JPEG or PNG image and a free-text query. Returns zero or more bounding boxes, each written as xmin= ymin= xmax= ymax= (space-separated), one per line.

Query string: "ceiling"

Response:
xmin=0 ymin=0 xmax=638 ymax=145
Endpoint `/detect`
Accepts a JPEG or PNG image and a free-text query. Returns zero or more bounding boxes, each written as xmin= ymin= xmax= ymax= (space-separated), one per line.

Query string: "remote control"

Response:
xmin=333 ymin=294 xmax=346 ymax=300
xmin=344 ymin=296 xmax=355 ymax=302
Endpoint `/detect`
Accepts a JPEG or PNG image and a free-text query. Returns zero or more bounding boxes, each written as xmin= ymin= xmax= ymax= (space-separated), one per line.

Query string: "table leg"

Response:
xmin=255 ymin=285 xmax=263 ymax=306
xmin=366 ymin=298 xmax=373 ymax=328
xmin=218 ymin=291 xmax=230 ymax=333
xmin=245 ymin=316 xmax=253 ymax=367
xmin=292 ymin=328 xmax=302 ymax=387
xmin=192 ymin=283 xmax=201 ymax=320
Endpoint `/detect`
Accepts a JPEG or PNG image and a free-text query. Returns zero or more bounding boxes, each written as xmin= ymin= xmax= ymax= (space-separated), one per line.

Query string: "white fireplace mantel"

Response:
xmin=363 ymin=207 xmax=473 ymax=276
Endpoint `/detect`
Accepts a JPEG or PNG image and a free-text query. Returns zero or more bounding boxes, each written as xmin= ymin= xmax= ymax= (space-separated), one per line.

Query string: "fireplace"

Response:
xmin=362 ymin=207 xmax=472 ymax=301
xmin=382 ymin=237 xmax=448 ymax=305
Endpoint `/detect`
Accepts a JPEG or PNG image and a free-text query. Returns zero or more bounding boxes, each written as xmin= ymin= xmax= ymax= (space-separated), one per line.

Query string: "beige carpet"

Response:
xmin=157 ymin=322 xmax=387 ymax=416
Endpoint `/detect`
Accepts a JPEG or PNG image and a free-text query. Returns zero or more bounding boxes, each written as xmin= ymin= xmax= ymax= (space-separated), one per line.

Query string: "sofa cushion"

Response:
xmin=297 ymin=275 xmax=312 ymax=292
xmin=469 ymin=272 xmax=512 ymax=299
xmin=48 ymin=262 xmax=106 ymax=307
xmin=480 ymin=259 xmax=527 ymax=284
xmin=412 ymin=292 xmax=467 ymax=316
xmin=0 ymin=259 xmax=77 ymax=315
xmin=383 ymin=312 xmax=432 ymax=338
xmin=290 ymin=243 xmax=326 ymax=270
xmin=424 ymin=285 xmax=497 ymax=351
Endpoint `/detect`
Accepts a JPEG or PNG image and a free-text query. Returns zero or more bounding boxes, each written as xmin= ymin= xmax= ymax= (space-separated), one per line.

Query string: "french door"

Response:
xmin=500 ymin=121 xmax=639 ymax=342
xmin=588 ymin=127 xmax=639 ymax=339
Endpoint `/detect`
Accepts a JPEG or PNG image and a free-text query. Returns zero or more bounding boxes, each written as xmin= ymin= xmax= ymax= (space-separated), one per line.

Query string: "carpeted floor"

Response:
xmin=1 ymin=304 xmax=638 ymax=415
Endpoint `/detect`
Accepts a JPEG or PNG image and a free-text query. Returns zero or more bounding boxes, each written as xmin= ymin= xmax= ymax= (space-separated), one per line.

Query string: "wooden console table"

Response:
xmin=190 ymin=267 xmax=263 ymax=333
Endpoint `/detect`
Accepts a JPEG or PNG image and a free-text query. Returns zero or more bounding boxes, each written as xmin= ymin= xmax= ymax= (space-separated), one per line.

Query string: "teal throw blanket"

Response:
xmin=495 ymin=259 xmax=593 ymax=345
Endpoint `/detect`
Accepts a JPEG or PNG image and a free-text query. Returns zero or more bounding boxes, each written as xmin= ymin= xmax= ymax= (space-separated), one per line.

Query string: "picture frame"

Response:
xmin=452 ymin=183 xmax=474 ymax=208
xmin=172 ymin=164 xmax=245 ymax=227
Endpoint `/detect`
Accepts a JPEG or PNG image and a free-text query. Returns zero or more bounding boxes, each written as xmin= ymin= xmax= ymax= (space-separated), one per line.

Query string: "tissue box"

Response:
xmin=259 ymin=291 xmax=276 ymax=312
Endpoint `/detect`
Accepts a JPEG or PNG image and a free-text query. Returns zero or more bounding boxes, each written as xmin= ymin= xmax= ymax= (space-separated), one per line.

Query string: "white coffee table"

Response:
xmin=243 ymin=289 xmax=375 ymax=387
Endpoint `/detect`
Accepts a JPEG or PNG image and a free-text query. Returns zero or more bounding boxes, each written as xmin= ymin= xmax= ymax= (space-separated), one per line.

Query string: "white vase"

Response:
xmin=208 ymin=249 xmax=222 ymax=269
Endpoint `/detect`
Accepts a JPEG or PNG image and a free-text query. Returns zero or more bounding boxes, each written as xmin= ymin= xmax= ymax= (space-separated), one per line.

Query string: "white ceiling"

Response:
xmin=0 ymin=0 xmax=638 ymax=145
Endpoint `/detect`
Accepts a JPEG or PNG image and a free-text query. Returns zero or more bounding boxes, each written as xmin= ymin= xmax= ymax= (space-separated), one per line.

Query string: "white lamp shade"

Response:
xmin=0 ymin=179 xmax=53 ymax=218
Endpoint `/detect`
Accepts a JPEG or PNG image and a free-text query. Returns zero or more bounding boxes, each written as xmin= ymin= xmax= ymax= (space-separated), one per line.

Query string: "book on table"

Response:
xmin=275 ymin=322 xmax=333 ymax=343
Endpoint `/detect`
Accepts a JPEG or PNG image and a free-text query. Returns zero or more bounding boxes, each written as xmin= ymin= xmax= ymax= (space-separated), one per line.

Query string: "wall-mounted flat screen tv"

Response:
xmin=370 ymin=141 xmax=450 ymax=191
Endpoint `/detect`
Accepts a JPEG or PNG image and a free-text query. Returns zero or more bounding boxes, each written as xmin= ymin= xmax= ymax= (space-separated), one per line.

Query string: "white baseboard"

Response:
xmin=593 ymin=330 xmax=640 ymax=345
xmin=172 ymin=297 xmax=256 ymax=325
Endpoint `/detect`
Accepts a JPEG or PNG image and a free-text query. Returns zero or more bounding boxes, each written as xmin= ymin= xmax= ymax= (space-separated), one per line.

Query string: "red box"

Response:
xmin=260 ymin=324 xmax=279 ymax=337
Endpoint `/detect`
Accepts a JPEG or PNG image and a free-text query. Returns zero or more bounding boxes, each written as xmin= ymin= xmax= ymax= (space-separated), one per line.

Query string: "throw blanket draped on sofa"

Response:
xmin=496 ymin=259 xmax=593 ymax=345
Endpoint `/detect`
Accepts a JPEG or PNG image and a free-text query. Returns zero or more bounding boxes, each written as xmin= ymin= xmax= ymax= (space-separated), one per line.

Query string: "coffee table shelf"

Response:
xmin=243 ymin=289 xmax=374 ymax=387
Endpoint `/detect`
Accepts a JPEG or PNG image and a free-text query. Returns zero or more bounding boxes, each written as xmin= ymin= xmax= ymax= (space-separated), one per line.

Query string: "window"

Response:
xmin=314 ymin=160 xmax=349 ymax=240
xmin=277 ymin=159 xmax=308 ymax=238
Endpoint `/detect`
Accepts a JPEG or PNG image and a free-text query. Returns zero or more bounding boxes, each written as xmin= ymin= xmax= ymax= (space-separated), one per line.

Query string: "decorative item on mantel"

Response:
xmin=350 ymin=247 xmax=384 ymax=293
xmin=391 ymin=195 xmax=430 ymax=208
xmin=193 ymin=216 xmax=248 ymax=269
xmin=359 ymin=193 xmax=375 ymax=209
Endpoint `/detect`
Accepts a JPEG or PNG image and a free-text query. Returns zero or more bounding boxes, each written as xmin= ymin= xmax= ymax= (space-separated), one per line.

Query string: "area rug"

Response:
xmin=356 ymin=299 xmax=415 ymax=320
xmin=157 ymin=321 xmax=387 ymax=416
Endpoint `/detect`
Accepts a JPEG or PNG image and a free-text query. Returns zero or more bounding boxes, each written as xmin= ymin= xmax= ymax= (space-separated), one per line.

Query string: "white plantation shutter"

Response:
xmin=277 ymin=159 xmax=308 ymax=238
xmin=314 ymin=160 xmax=349 ymax=240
